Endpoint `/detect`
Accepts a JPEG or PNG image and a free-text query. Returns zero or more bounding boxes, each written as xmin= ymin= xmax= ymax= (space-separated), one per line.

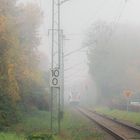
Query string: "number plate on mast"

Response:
xmin=50 ymin=68 xmax=60 ymax=88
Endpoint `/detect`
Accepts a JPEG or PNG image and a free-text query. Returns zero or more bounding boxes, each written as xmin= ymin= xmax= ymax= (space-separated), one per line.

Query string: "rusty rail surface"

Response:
xmin=77 ymin=107 xmax=140 ymax=140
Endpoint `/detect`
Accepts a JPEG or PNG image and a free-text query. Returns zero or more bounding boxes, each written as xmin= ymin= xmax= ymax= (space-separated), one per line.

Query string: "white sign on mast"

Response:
xmin=50 ymin=68 xmax=60 ymax=88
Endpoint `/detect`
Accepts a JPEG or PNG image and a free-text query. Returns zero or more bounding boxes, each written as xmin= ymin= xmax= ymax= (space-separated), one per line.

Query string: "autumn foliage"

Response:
xmin=0 ymin=0 xmax=48 ymax=130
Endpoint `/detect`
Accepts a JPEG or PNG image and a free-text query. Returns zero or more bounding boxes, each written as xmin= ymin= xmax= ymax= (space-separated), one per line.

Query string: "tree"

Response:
xmin=0 ymin=0 xmax=49 ymax=128
xmin=86 ymin=21 xmax=140 ymax=104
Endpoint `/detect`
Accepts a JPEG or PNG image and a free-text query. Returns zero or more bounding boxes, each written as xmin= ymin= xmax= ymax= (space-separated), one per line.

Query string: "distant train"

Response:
xmin=68 ymin=90 xmax=80 ymax=105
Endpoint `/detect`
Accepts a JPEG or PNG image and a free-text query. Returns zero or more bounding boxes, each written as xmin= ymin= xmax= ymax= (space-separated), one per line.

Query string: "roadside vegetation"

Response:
xmin=86 ymin=21 xmax=140 ymax=105
xmin=0 ymin=0 xmax=51 ymax=139
xmin=0 ymin=133 xmax=24 ymax=140
xmin=95 ymin=107 xmax=140 ymax=126
xmin=0 ymin=0 xmax=49 ymax=132
xmin=58 ymin=108 xmax=104 ymax=140
xmin=0 ymin=108 xmax=105 ymax=140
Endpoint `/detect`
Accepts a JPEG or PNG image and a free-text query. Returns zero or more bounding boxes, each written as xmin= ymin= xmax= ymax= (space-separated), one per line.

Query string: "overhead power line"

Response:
xmin=64 ymin=46 xmax=87 ymax=57
xmin=112 ymin=0 xmax=128 ymax=29
xmin=101 ymin=0 xmax=129 ymax=45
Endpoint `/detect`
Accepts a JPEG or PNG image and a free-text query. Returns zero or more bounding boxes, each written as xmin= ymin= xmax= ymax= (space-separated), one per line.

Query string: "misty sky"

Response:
xmin=20 ymin=0 xmax=140 ymax=86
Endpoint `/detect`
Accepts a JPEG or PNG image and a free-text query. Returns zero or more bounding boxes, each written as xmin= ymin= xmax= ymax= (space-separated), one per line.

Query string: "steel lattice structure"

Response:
xmin=50 ymin=0 xmax=63 ymax=133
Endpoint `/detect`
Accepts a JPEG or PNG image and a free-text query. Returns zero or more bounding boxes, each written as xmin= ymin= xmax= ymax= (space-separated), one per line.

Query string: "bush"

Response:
xmin=27 ymin=133 xmax=54 ymax=140
xmin=0 ymin=91 xmax=19 ymax=130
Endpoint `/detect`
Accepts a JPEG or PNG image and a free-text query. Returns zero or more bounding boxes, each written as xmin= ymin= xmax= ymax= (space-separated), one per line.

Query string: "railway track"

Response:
xmin=77 ymin=107 xmax=140 ymax=140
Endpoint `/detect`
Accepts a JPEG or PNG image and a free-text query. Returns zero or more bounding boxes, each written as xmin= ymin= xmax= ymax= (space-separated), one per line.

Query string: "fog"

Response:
xmin=19 ymin=0 xmax=140 ymax=106
xmin=1 ymin=0 xmax=140 ymax=137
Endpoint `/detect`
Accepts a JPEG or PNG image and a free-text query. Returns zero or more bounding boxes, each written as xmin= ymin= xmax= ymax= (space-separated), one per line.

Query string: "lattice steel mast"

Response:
xmin=50 ymin=0 xmax=62 ymax=133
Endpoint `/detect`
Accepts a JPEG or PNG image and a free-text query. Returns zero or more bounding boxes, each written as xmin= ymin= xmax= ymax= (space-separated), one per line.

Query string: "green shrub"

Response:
xmin=0 ymin=133 xmax=24 ymax=140
xmin=0 ymin=92 xmax=19 ymax=130
xmin=27 ymin=133 xmax=54 ymax=140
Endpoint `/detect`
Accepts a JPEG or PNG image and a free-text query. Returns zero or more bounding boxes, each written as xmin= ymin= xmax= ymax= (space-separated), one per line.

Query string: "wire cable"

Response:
xmin=111 ymin=0 xmax=128 ymax=32
xmin=100 ymin=0 xmax=129 ymax=45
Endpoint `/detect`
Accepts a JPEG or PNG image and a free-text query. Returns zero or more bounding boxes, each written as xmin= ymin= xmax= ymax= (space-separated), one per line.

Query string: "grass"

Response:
xmin=0 ymin=133 xmax=24 ymax=140
xmin=0 ymin=107 xmax=105 ymax=140
xmin=0 ymin=110 xmax=52 ymax=140
xmin=18 ymin=110 xmax=51 ymax=133
xmin=56 ymin=107 xmax=105 ymax=140
xmin=95 ymin=107 xmax=140 ymax=125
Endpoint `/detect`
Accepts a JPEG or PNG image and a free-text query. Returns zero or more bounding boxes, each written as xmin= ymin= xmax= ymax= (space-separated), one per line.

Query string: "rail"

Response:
xmin=77 ymin=107 xmax=140 ymax=140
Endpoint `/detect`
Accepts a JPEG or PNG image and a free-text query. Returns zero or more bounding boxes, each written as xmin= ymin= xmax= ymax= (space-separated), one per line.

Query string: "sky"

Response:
xmin=20 ymin=0 xmax=140 ymax=87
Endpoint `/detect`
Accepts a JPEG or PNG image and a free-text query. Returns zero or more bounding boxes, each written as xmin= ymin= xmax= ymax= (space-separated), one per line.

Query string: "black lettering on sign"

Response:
xmin=52 ymin=78 xmax=58 ymax=85
xmin=50 ymin=68 xmax=60 ymax=87
xmin=51 ymin=69 xmax=59 ymax=77
xmin=54 ymin=70 xmax=59 ymax=77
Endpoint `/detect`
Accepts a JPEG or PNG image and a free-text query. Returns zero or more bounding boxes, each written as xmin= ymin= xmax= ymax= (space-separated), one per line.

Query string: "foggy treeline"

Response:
xmin=0 ymin=0 xmax=49 ymax=130
xmin=86 ymin=21 xmax=140 ymax=104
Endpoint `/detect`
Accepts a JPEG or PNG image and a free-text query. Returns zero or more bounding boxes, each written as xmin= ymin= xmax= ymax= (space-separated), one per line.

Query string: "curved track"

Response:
xmin=77 ymin=107 xmax=140 ymax=140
